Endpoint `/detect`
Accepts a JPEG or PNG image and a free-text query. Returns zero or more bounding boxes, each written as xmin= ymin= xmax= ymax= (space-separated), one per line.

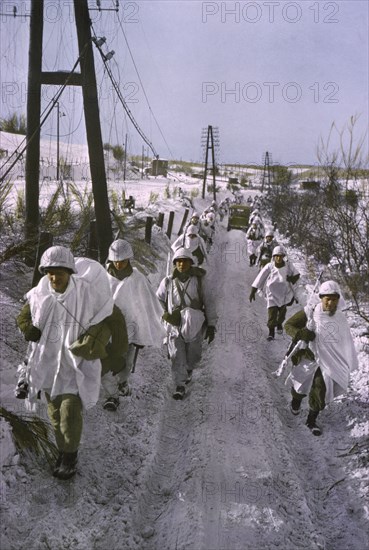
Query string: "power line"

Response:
xmin=115 ymin=14 xmax=174 ymax=159
xmin=91 ymin=30 xmax=159 ymax=158
xmin=0 ymin=42 xmax=90 ymax=183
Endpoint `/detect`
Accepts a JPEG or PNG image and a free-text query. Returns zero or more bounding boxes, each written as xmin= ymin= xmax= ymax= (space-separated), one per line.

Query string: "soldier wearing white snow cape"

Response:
xmin=256 ymin=229 xmax=279 ymax=268
xmin=284 ymin=280 xmax=358 ymax=436
xmin=245 ymin=222 xmax=264 ymax=266
xmin=16 ymin=247 xmax=120 ymax=480
xmin=171 ymin=224 xmax=208 ymax=267
xmin=156 ymin=248 xmax=217 ymax=400
xmin=102 ymin=239 xmax=165 ymax=411
xmin=249 ymin=245 xmax=300 ymax=340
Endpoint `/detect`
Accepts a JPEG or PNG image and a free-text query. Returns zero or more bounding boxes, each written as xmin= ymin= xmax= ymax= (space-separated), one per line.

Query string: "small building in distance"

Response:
xmin=300 ymin=180 xmax=321 ymax=191
xmin=151 ymin=158 xmax=168 ymax=177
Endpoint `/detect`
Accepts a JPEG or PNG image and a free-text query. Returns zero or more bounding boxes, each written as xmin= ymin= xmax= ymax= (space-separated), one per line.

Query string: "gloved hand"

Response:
xmin=24 ymin=325 xmax=42 ymax=342
xmin=249 ymin=288 xmax=257 ymax=302
xmin=286 ymin=274 xmax=300 ymax=284
xmin=204 ymin=326 xmax=215 ymax=343
xmin=296 ymin=327 xmax=316 ymax=342
xmin=162 ymin=309 xmax=181 ymax=326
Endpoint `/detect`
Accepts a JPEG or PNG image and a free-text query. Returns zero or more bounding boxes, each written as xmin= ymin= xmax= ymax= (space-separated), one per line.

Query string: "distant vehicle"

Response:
xmin=227 ymin=204 xmax=251 ymax=231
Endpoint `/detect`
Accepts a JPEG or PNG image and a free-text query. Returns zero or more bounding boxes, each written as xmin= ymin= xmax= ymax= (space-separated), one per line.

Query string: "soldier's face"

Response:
xmin=175 ymin=258 xmax=192 ymax=272
xmin=321 ymin=295 xmax=339 ymax=315
xmin=273 ymin=254 xmax=284 ymax=266
xmin=46 ymin=268 xmax=70 ymax=293
xmin=113 ymin=260 xmax=129 ymax=270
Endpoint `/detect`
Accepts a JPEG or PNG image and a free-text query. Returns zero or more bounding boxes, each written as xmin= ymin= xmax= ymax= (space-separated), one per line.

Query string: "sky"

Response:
xmin=0 ymin=0 xmax=368 ymax=165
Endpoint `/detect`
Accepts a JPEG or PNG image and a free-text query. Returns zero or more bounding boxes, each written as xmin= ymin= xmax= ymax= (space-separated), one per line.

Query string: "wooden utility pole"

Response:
xmin=24 ymin=0 xmax=112 ymax=264
xmin=73 ymin=0 xmax=112 ymax=262
xmin=123 ymin=133 xmax=128 ymax=181
xmin=24 ymin=0 xmax=43 ymax=261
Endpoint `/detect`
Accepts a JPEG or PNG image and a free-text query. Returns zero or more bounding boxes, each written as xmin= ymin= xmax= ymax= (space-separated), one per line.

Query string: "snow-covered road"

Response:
xmin=129 ymin=226 xmax=368 ymax=550
xmin=1 ymin=211 xmax=368 ymax=550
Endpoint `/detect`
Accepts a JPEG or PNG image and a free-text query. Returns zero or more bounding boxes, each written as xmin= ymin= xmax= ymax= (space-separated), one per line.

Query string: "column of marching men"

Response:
xmin=245 ymin=199 xmax=358 ymax=438
xmin=14 ymin=193 xmax=358 ymax=481
xmin=13 ymin=199 xmax=223 ymax=480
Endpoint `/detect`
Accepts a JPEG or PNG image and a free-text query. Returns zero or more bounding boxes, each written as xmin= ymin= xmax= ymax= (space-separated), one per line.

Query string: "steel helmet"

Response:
xmin=319 ymin=280 xmax=341 ymax=297
xmin=265 ymin=229 xmax=274 ymax=237
xmin=108 ymin=239 xmax=134 ymax=261
xmin=172 ymin=247 xmax=194 ymax=264
xmin=191 ymin=212 xmax=200 ymax=219
xmin=186 ymin=224 xmax=199 ymax=235
xmin=272 ymin=245 xmax=286 ymax=257
xmin=39 ymin=245 xmax=76 ymax=274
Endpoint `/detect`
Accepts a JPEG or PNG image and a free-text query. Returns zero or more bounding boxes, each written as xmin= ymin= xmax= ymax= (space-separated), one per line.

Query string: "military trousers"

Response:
xmin=291 ymin=367 xmax=327 ymax=412
xmin=46 ymin=393 xmax=83 ymax=453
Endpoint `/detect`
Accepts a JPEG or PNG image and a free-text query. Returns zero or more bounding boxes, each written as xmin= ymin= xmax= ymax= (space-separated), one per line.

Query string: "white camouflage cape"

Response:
xmin=24 ymin=258 xmax=114 ymax=409
xmin=107 ymin=267 xmax=165 ymax=346
xmin=287 ymin=297 xmax=358 ymax=402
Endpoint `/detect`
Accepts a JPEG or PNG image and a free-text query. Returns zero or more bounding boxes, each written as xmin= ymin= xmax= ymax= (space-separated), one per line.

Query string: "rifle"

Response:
xmin=131 ymin=344 xmax=143 ymax=373
xmin=273 ymin=270 xmax=323 ymax=378
xmin=165 ymin=251 xmax=173 ymax=312
xmin=163 ymin=251 xmax=174 ymax=358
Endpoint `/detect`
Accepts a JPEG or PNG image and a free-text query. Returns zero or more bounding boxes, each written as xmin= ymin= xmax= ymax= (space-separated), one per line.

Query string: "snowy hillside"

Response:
xmin=0 ymin=169 xmax=368 ymax=550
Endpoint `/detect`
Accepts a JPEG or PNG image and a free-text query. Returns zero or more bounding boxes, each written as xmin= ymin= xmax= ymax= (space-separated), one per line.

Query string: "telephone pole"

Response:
xmin=24 ymin=0 xmax=112 ymax=263
xmin=24 ymin=0 xmax=43 ymax=259
xmin=201 ymin=125 xmax=219 ymax=200
xmin=73 ymin=0 xmax=112 ymax=261
xmin=261 ymin=151 xmax=273 ymax=193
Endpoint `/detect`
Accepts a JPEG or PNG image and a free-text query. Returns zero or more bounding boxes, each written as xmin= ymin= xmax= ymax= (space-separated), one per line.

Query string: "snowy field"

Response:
xmin=0 ymin=163 xmax=368 ymax=549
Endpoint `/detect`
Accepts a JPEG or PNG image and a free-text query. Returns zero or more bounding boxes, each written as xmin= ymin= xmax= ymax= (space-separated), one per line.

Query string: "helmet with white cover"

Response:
xmin=172 ymin=247 xmax=194 ymax=264
xmin=318 ymin=280 xmax=341 ymax=297
xmin=186 ymin=224 xmax=199 ymax=235
xmin=272 ymin=245 xmax=286 ymax=257
xmin=108 ymin=239 xmax=134 ymax=261
xmin=39 ymin=245 xmax=76 ymax=274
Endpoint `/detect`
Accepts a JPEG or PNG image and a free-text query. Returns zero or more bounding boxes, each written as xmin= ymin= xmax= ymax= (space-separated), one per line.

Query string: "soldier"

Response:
xmin=102 ymin=239 xmax=165 ymax=411
xmin=16 ymin=246 xmax=117 ymax=479
xmin=246 ymin=222 xmax=264 ymax=266
xmin=249 ymin=245 xmax=300 ymax=340
xmin=156 ymin=248 xmax=217 ymax=400
xmin=171 ymin=225 xmax=207 ymax=267
xmin=284 ymin=280 xmax=358 ymax=436
xmin=256 ymin=230 xmax=279 ymax=268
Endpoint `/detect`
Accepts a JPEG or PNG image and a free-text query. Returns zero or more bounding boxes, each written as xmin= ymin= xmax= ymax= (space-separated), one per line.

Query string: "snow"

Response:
xmin=0 ymin=171 xmax=368 ymax=550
